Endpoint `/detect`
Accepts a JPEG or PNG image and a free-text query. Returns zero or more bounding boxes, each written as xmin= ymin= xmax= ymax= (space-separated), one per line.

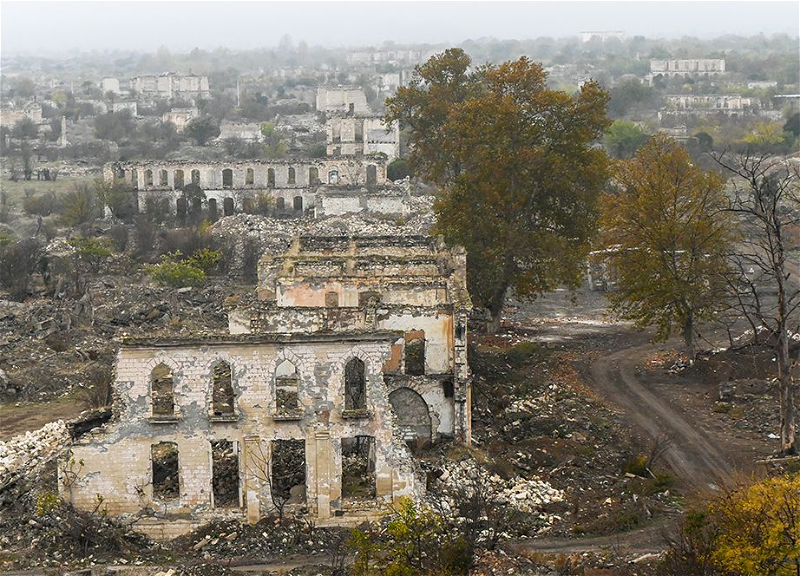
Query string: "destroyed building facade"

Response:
xmin=326 ymin=113 xmax=401 ymax=160
xmin=60 ymin=235 xmax=471 ymax=538
xmin=104 ymin=157 xmax=389 ymax=217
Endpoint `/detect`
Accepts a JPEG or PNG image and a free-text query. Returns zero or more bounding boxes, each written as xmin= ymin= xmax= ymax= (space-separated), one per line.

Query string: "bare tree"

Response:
xmin=714 ymin=151 xmax=800 ymax=455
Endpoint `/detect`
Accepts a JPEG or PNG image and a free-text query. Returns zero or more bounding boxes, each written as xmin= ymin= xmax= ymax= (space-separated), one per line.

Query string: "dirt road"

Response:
xmin=589 ymin=343 xmax=734 ymax=492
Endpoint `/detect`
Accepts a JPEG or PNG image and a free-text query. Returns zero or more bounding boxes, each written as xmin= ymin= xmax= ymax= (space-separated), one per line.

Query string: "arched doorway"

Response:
xmin=389 ymin=387 xmax=432 ymax=444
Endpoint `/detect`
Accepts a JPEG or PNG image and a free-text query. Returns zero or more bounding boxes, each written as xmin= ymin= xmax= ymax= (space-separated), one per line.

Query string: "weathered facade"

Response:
xmin=649 ymin=59 xmax=726 ymax=78
xmin=130 ymin=73 xmax=210 ymax=100
xmin=230 ymin=235 xmax=473 ymax=444
xmin=315 ymin=86 xmax=370 ymax=115
xmin=62 ymin=333 xmax=420 ymax=539
xmin=326 ymin=114 xmax=400 ymax=160
xmin=60 ymin=234 xmax=471 ymax=539
xmin=103 ymin=157 xmax=388 ymax=217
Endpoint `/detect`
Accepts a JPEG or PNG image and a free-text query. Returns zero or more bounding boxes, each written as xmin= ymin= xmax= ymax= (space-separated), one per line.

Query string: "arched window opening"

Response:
xmin=328 ymin=170 xmax=339 ymax=184
xmin=222 ymin=168 xmax=233 ymax=188
xmin=223 ymin=197 xmax=235 ymax=216
xmin=211 ymin=361 xmax=235 ymax=417
xmin=366 ymin=164 xmax=377 ymax=188
xmin=275 ymin=359 xmax=300 ymax=416
xmin=145 ymin=169 xmax=154 ymax=187
xmin=267 ymin=168 xmax=276 ymax=188
xmin=208 ymin=198 xmax=218 ymax=222
xmin=174 ymin=169 xmax=184 ymax=189
xmin=344 ymin=358 xmax=366 ymax=411
xmin=246 ymin=167 xmax=254 ymax=185
xmin=191 ymin=169 xmax=201 ymax=185
xmin=309 ymin=167 xmax=319 ymax=185
xmin=276 ymin=197 xmax=285 ymax=212
xmin=293 ymin=196 xmax=303 ymax=212
xmin=159 ymin=169 xmax=169 ymax=187
xmin=288 ymin=167 xmax=296 ymax=185
xmin=151 ymin=363 xmax=174 ymax=415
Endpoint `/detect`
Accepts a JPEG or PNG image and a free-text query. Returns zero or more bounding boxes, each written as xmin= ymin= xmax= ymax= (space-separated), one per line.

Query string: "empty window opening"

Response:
xmin=223 ymin=197 xmax=235 ymax=216
xmin=267 ymin=168 xmax=276 ymax=188
xmin=176 ymin=198 xmax=187 ymax=220
xmin=405 ymin=332 xmax=425 ymax=376
xmin=174 ymin=169 xmax=184 ymax=189
xmin=293 ymin=196 xmax=303 ymax=212
xmin=341 ymin=436 xmax=375 ymax=500
xmin=325 ymin=291 xmax=339 ymax=308
xmin=208 ymin=198 xmax=218 ymax=222
xmin=132 ymin=169 xmax=139 ymax=190
xmin=159 ymin=169 xmax=169 ymax=187
xmin=309 ymin=167 xmax=319 ymax=185
xmin=344 ymin=358 xmax=366 ymax=411
xmin=151 ymin=364 xmax=174 ymax=416
xmin=276 ymin=197 xmax=285 ymax=212
xmin=442 ymin=378 xmax=454 ymax=399
xmin=389 ymin=387 xmax=432 ymax=446
xmin=191 ymin=197 xmax=203 ymax=217
xmin=145 ymin=169 xmax=154 ymax=187
xmin=328 ymin=170 xmax=339 ymax=184
xmin=358 ymin=291 xmax=381 ymax=308
xmin=211 ymin=439 xmax=239 ymax=508
xmin=275 ymin=360 xmax=300 ymax=416
xmin=455 ymin=321 xmax=466 ymax=340
xmin=288 ymin=167 xmax=296 ymax=185
xmin=366 ymin=165 xmax=377 ymax=188
xmin=271 ymin=439 xmax=306 ymax=506
xmin=191 ymin=169 xmax=201 ymax=185
xmin=152 ymin=442 xmax=179 ymax=500
xmin=222 ymin=168 xmax=233 ymax=189
xmin=212 ymin=361 xmax=235 ymax=416
xmin=245 ymin=168 xmax=254 ymax=185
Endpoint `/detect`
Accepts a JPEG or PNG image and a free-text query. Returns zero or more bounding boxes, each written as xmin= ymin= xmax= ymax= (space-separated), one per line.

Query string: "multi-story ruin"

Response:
xmin=315 ymin=86 xmax=370 ymax=115
xmin=104 ymin=157 xmax=389 ymax=218
xmin=130 ymin=73 xmax=210 ymax=101
xmin=326 ymin=113 xmax=400 ymax=160
xmin=60 ymin=235 xmax=471 ymax=539
xmin=649 ymin=58 xmax=726 ymax=78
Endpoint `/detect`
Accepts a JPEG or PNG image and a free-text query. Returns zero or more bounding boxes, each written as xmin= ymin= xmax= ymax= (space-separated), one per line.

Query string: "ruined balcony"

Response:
xmin=147 ymin=414 xmax=181 ymax=424
xmin=341 ymin=408 xmax=372 ymax=420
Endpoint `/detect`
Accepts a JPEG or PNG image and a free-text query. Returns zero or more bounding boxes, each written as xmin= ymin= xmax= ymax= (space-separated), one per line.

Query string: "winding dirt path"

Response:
xmin=589 ymin=343 xmax=734 ymax=492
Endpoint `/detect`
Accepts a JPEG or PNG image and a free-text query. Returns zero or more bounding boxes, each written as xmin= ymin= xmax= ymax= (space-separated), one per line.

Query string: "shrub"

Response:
xmin=187 ymin=247 xmax=221 ymax=274
xmin=108 ymin=224 xmax=129 ymax=253
xmin=623 ymin=454 xmax=649 ymax=477
xmin=0 ymin=238 xmax=42 ymax=300
xmin=60 ymin=184 xmax=99 ymax=227
xmin=23 ymin=192 xmax=60 ymax=217
xmin=387 ymin=158 xmax=412 ymax=181
xmin=69 ymin=236 xmax=113 ymax=273
xmin=146 ymin=252 xmax=206 ymax=287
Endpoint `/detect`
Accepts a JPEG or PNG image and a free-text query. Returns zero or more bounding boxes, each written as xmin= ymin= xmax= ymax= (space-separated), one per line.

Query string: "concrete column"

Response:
xmin=314 ymin=431 xmax=331 ymax=519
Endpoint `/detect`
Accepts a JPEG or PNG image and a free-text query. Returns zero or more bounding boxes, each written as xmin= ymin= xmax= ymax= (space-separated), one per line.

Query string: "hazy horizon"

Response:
xmin=1 ymin=1 xmax=799 ymax=57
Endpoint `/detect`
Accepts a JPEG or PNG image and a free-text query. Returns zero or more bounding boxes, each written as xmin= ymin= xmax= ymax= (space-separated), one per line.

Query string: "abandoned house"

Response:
xmin=60 ymin=235 xmax=471 ymax=538
xmin=103 ymin=157 xmax=389 ymax=218
xmin=326 ymin=113 xmax=401 ymax=160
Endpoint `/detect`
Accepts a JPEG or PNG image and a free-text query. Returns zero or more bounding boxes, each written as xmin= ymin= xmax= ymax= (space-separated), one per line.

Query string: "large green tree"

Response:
xmin=600 ymin=135 xmax=734 ymax=358
xmin=386 ymin=49 xmax=610 ymax=331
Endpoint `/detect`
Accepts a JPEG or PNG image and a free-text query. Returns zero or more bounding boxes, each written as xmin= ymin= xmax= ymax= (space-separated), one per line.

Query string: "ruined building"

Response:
xmin=315 ymin=86 xmax=370 ymax=115
xmin=104 ymin=157 xmax=389 ymax=218
xmin=130 ymin=73 xmax=211 ymax=101
xmin=326 ymin=113 xmax=400 ymax=160
xmin=60 ymin=235 xmax=471 ymax=538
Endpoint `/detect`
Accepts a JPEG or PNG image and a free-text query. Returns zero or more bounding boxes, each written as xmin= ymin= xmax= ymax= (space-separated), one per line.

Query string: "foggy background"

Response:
xmin=2 ymin=1 xmax=799 ymax=56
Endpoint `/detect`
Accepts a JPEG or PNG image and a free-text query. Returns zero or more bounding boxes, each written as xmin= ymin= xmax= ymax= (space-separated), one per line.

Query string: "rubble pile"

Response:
xmin=176 ymin=517 xmax=350 ymax=562
xmin=432 ymin=457 xmax=564 ymax=516
xmin=0 ymin=420 xmax=69 ymax=489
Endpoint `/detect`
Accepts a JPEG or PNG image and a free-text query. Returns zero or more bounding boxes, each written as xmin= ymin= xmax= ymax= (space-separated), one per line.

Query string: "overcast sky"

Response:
xmin=2 ymin=1 xmax=798 ymax=55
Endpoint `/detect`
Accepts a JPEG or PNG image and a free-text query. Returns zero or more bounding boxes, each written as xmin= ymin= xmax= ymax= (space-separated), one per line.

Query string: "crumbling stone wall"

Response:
xmin=242 ymin=235 xmax=473 ymax=444
xmin=61 ymin=334 xmax=420 ymax=538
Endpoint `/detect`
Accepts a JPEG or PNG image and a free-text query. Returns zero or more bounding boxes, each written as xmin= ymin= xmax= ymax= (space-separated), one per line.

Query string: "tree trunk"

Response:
xmin=486 ymin=284 xmax=509 ymax=335
xmin=682 ymin=309 xmax=695 ymax=361
xmin=777 ymin=319 xmax=797 ymax=455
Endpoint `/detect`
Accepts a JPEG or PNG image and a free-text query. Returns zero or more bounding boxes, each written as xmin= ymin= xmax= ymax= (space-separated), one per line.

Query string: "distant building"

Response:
xmin=315 ymin=87 xmax=370 ymax=115
xmin=101 ymin=77 xmax=121 ymax=94
xmin=580 ymin=31 xmax=625 ymax=43
xmin=130 ymin=73 xmax=210 ymax=100
xmin=650 ymin=59 xmax=726 ymax=78
xmin=0 ymin=103 xmax=43 ymax=127
xmin=162 ymin=107 xmax=199 ymax=132
xmin=218 ymin=122 xmax=263 ymax=142
xmin=666 ymin=94 xmax=753 ymax=110
xmin=747 ymin=81 xmax=778 ymax=90
xmin=326 ymin=113 xmax=400 ymax=161
xmin=112 ymin=101 xmax=139 ymax=116
xmin=347 ymin=50 xmax=425 ymax=66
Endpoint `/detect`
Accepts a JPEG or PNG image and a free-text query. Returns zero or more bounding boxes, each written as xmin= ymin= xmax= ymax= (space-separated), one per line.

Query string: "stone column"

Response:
xmin=314 ymin=431 xmax=332 ymax=519
xmin=242 ymin=436 xmax=263 ymax=525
